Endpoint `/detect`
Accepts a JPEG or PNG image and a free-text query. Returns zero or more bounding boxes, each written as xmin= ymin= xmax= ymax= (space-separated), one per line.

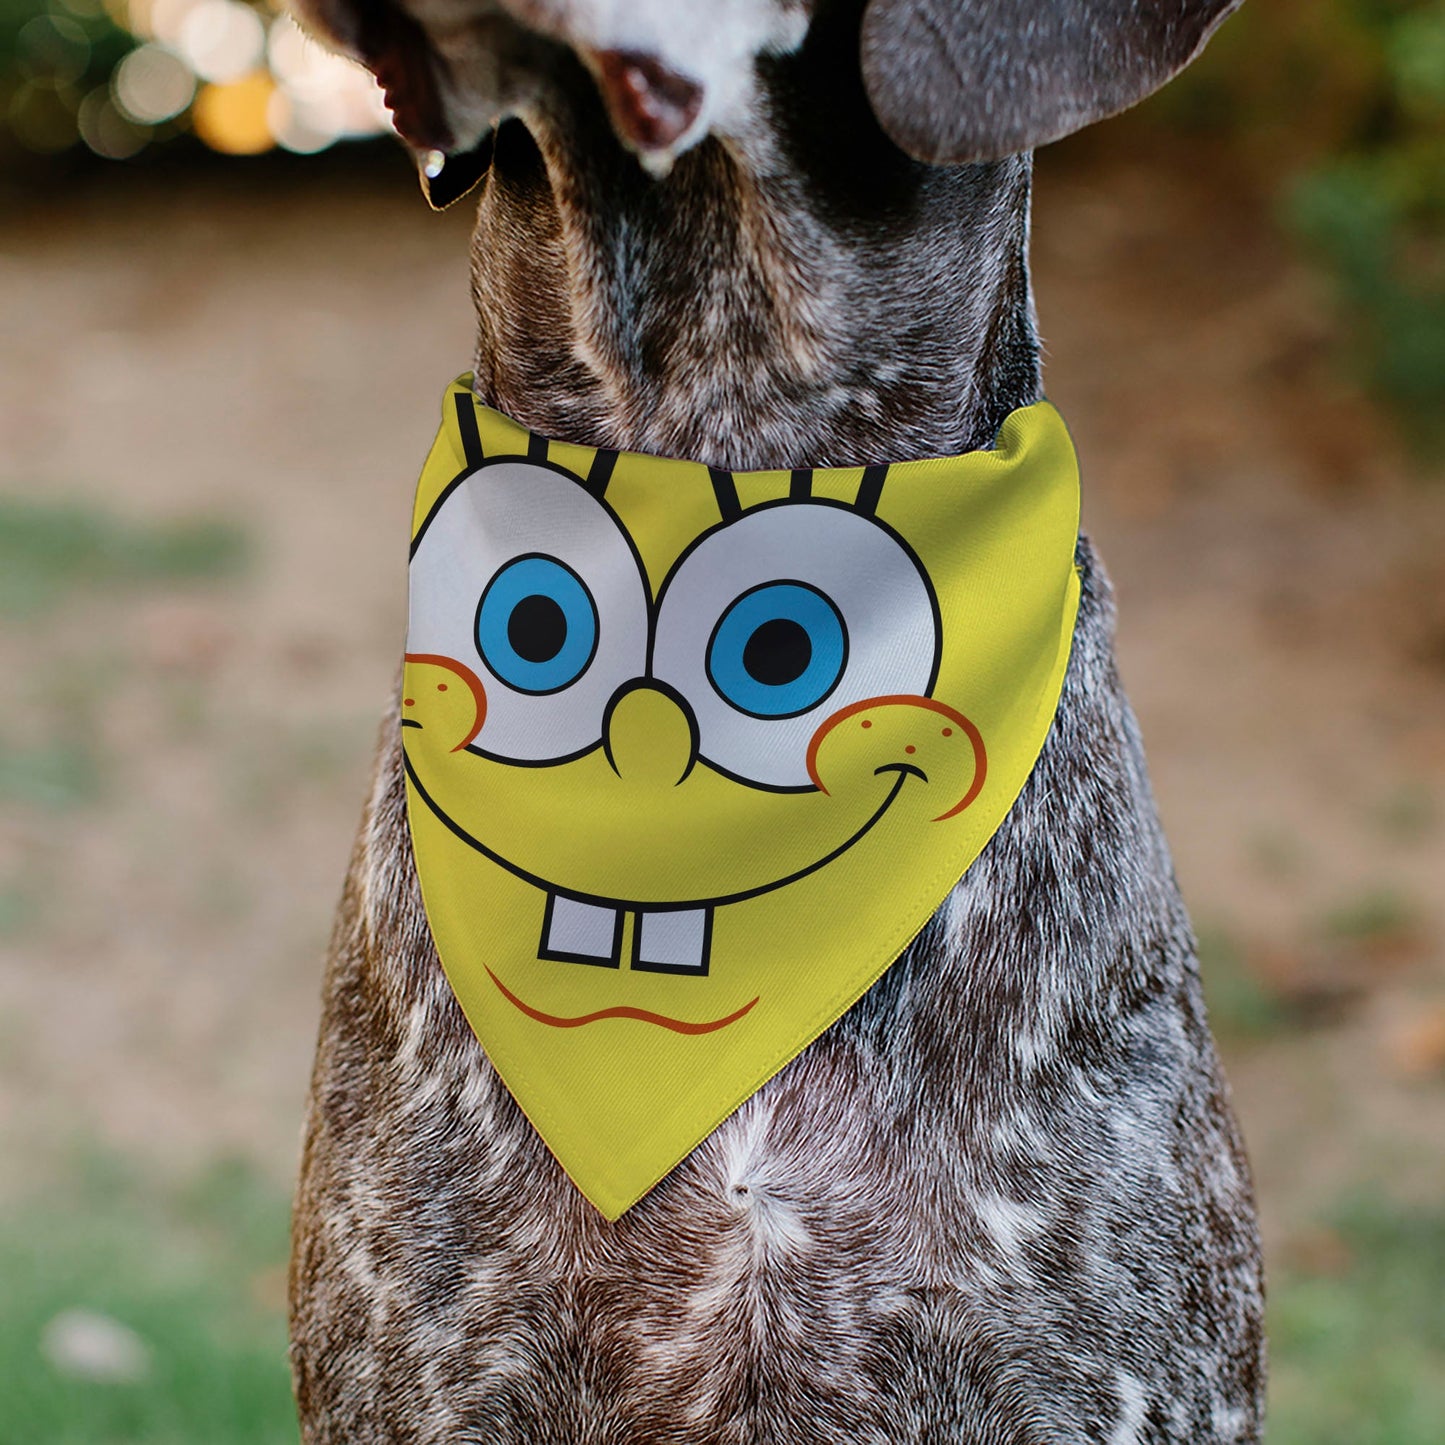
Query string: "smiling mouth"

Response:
xmin=487 ymin=967 xmax=760 ymax=1033
xmin=403 ymin=753 xmax=916 ymax=910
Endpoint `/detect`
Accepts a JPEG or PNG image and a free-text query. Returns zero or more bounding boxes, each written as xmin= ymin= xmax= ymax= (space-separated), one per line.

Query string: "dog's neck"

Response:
xmin=464 ymin=37 xmax=1041 ymax=472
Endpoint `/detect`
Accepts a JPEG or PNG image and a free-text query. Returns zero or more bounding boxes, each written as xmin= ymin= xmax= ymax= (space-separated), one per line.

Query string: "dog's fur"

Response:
xmin=287 ymin=2 xmax=1266 ymax=1440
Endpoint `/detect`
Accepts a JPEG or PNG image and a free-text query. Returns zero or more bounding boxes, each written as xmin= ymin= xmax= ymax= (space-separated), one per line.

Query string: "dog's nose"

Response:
xmin=603 ymin=681 xmax=699 ymax=787
xmin=591 ymin=50 xmax=703 ymax=153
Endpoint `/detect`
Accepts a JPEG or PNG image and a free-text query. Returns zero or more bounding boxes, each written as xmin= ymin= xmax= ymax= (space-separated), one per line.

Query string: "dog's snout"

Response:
xmin=592 ymin=50 xmax=703 ymax=153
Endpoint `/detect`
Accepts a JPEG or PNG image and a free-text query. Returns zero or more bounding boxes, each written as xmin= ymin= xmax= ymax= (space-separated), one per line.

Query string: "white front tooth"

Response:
xmin=540 ymin=894 xmax=622 ymax=965
xmin=633 ymin=908 xmax=712 ymax=974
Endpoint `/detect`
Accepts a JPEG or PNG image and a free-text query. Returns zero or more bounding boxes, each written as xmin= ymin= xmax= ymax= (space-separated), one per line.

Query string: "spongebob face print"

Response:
xmin=406 ymin=464 xmax=982 ymax=951
xmin=402 ymin=379 xmax=1081 ymax=1218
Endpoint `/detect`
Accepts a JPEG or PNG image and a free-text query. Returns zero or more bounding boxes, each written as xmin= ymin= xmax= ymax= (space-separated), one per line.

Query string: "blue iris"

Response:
xmin=476 ymin=555 xmax=598 ymax=694
xmin=707 ymin=582 xmax=847 ymax=718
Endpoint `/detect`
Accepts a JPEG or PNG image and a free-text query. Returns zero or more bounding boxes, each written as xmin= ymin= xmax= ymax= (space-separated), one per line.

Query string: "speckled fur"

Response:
xmin=289 ymin=2 xmax=1265 ymax=1439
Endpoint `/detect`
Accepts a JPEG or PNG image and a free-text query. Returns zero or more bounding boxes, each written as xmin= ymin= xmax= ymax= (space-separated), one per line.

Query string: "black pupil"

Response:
xmin=508 ymin=594 xmax=567 ymax=664
xmin=744 ymin=617 xmax=812 ymax=687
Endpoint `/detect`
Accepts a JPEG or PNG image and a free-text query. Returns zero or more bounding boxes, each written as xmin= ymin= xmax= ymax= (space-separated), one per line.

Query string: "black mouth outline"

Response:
xmin=876 ymin=761 xmax=928 ymax=785
xmin=402 ymin=745 xmax=916 ymax=913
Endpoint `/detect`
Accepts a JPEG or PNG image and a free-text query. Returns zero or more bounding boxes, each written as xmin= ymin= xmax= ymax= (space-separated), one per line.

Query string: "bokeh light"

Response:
xmin=266 ymin=14 xmax=390 ymax=153
xmin=191 ymin=68 xmax=272 ymax=153
xmin=77 ymin=83 xmax=148 ymax=156
xmin=18 ymin=13 xmax=92 ymax=85
xmin=3 ymin=0 xmax=394 ymax=160
xmin=112 ymin=42 xmax=193 ymax=124
xmin=9 ymin=75 xmax=80 ymax=152
xmin=175 ymin=0 xmax=265 ymax=85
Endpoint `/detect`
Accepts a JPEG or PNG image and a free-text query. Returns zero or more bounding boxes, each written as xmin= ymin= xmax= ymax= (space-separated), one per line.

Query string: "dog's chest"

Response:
xmin=293 ymin=546 xmax=1262 ymax=1443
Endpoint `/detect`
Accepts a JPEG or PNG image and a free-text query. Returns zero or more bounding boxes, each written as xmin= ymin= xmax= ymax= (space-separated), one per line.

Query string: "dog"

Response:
xmin=287 ymin=2 xmax=1266 ymax=1440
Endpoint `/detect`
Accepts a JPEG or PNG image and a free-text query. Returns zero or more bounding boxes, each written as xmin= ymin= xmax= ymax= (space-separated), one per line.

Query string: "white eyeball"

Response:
xmin=651 ymin=502 xmax=939 ymax=788
xmin=408 ymin=461 xmax=650 ymax=762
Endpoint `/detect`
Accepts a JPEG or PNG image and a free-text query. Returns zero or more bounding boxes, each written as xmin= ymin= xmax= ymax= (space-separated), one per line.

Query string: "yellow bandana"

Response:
xmin=403 ymin=377 xmax=1081 ymax=1218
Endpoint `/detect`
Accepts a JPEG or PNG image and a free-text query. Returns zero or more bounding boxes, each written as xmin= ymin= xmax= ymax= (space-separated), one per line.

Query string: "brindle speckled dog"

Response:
xmin=287 ymin=2 xmax=1265 ymax=1440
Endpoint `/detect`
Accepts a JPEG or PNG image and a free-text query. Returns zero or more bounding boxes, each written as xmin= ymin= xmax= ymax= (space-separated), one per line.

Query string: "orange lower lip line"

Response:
xmin=486 ymin=967 xmax=759 ymax=1035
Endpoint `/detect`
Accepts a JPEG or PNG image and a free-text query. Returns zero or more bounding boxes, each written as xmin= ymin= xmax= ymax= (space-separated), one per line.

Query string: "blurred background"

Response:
xmin=1 ymin=1 xmax=1442 ymax=1440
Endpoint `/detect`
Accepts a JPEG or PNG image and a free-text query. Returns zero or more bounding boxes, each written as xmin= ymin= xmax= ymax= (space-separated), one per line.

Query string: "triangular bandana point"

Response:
xmin=403 ymin=376 xmax=1080 ymax=1217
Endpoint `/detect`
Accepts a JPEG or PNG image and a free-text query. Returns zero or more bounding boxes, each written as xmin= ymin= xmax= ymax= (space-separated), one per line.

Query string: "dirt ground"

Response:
xmin=1 ymin=139 xmax=1442 ymax=1264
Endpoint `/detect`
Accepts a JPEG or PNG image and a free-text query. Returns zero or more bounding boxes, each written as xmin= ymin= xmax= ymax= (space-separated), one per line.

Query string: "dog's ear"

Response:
xmin=860 ymin=0 xmax=1244 ymax=164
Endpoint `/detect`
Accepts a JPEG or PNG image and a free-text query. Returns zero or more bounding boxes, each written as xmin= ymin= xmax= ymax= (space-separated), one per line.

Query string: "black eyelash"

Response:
xmin=455 ymin=393 xmax=484 ymax=469
xmin=709 ymin=467 xmax=741 ymax=522
xmin=854 ymin=466 xmax=888 ymax=517
xmin=585 ymin=449 xmax=618 ymax=498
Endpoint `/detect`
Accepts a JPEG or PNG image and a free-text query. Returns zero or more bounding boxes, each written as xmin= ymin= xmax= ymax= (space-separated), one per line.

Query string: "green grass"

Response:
xmin=1373 ymin=785 xmax=1440 ymax=844
xmin=0 ymin=885 xmax=32 ymax=935
xmin=0 ymin=496 xmax=249 ymax=618
xmin=1197 ymin=924 xmax=1290 ymax=1040
xmin=1268 ymin=1197 xmax=1445 ymax=1445
xmin=0 ymin=1154 xmax=298 ymax=1445
xmin=1322 ymin=888 xmax=1421 ymax=948
xmin=0 ymin=738 xmax=104 ymax=811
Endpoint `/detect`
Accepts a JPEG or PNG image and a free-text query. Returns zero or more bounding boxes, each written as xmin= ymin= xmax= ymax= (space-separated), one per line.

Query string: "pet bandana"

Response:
xmin=403 ymin=376 xmax=1081 ymax=1218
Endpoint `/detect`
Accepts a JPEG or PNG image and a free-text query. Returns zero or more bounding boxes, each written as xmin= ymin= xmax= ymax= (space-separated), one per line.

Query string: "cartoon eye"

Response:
xmin=408 ymin=460 xmax=648 ymax=762
xmin=706 ymin=582 xmax=846 ymax=719
xmin=653 ymin=502 xmax=939 ymax=789
xmin=476 ymin=555 xmax=599 ymax=695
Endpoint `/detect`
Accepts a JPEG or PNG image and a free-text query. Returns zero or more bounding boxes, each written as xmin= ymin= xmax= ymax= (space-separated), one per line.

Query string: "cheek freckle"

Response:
xmin=404 ymin=698 xmax=415 ymax=707
xmin=941 ymin=727 xmax=953 ymax=737
xmin=437 ymin=683 xmax=448 ymax=692
xmin=905 ymin=745 xmax=916 ymax=755
xmin=860 ymin=720 xmax=872 ymax=730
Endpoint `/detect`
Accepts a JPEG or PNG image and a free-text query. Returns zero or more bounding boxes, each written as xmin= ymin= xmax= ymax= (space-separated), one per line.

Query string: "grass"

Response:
xmin=1197 ymin=924 xmax=1289 ymax=1040
xmin=1198 ymin=884 xmax=1428 ymax=1043
xmin=1373 ymin=786 xmax=1439 ymax=845
xmin=1268 ymin=1196 xmax=1445 ymax=1445
xmin=0 ymin=1154 xmax=298 ymax=1445
xmin=0 ymin=882 xmax=38 ymax=937
xmin=0 ymin=495 xmax=254 ymax=822
xmin=1322 ymin=888 xmax=1421 ymax=949
xmin=0 ymin=496 xmax=249 ymax=618
xmin=0 ymin=738 xmax=105 ymax=811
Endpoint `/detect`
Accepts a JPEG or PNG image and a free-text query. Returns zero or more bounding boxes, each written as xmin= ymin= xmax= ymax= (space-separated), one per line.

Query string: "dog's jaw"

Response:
xmin=446 ymin=0 xmax=1045 ymax=469
xmin=506 ymin=0 xmax=812 ymax=166
xmin=291 ymin=0 xmax=813 ymax=176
